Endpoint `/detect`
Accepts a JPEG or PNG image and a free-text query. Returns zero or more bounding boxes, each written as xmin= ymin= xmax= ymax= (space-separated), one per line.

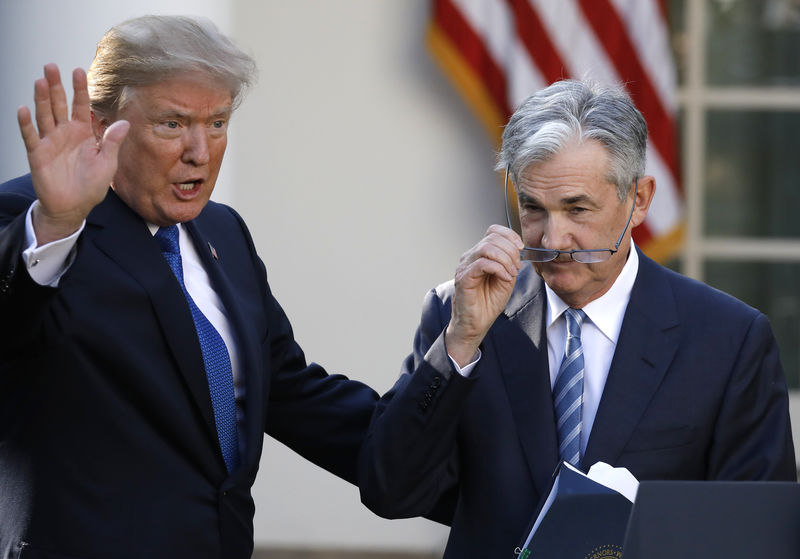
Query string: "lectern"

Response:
xmin=622 ymin=481 xmax=800 ymax=559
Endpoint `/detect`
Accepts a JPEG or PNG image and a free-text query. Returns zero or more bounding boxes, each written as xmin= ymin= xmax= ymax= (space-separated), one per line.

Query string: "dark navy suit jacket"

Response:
xmin=0 ymin=175 xmax=378 ymax=559
xmin=360 ymin=249 xmax=796 ymax=558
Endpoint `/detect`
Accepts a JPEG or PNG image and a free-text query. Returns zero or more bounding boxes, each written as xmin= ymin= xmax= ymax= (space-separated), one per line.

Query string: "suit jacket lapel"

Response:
xmin=491 ymin=265 xmax=560 ymax=497
xmin=85 ymin=190 xmax=218 ymax=444
xmin=582 ymin=250 xmax=680 ymax=467
xmin=185 ymin=217 xmax=264 ymax=470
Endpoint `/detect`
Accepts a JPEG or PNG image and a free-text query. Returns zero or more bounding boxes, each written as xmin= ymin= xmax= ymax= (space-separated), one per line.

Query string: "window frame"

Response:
xmin=676 ymin=0 xmax=800 ymax=461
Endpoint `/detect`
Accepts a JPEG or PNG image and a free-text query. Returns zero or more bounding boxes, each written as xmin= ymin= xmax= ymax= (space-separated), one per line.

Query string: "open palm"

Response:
xmin=17 ymin=64 xmax=129 ymax=243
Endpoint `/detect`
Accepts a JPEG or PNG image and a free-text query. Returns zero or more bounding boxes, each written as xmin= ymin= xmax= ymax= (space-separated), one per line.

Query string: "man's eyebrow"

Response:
xmin=151 ymin=106 xmax=232 ymax=120
xmin=209 ymin=106 xmax=233 ymax=118
xmin=562 ymin=194 xmax=594 ymax=206
xmin=149 ymin=109 xmax=188 ymax=121
xmin=518 ymin=191 xmax=598 ymax=207
xmin=517 ymin=192 xmax=540 ymax=205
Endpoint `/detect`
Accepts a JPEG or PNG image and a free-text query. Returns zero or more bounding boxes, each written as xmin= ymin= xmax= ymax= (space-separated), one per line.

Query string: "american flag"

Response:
xmin=428 ymin=0 xmax=683 ymax=262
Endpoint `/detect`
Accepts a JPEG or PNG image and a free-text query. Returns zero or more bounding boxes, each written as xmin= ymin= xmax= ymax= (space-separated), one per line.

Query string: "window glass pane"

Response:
xmin=669 ymin=0 xmax=687 ymax=86
xmin=707 ymin=0 xmax=800 ymax=86
xmin=705 ymin=111 xmax=800 ymax=237
xmin=705 ymin=260 xmax=800 ymax=389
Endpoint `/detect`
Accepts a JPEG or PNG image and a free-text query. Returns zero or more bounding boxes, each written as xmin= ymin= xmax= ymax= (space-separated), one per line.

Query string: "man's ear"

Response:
xmin=91 ymin=111 xmax=109 ymax=142
xmin=631 ymin=175 xmax=656 ymax=229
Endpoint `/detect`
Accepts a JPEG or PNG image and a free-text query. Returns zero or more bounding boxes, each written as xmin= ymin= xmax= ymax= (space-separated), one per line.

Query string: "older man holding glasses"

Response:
xmin=358 ymin=79 xmax=796 ymax=558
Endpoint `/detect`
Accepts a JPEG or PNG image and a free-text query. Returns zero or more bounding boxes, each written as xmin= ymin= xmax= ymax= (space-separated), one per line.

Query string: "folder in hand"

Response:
xmin=514 ymin=461 xmax=637 ymax=559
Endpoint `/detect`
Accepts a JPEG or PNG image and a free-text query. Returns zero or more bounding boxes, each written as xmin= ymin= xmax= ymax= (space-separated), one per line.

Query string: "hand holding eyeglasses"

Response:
xmin=444 ymin=224 xmax=524 ymax=368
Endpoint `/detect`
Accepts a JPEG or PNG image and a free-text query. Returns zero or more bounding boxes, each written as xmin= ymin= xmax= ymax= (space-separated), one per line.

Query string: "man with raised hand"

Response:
xmin=0 ymin=15 xmax=378 ymax=559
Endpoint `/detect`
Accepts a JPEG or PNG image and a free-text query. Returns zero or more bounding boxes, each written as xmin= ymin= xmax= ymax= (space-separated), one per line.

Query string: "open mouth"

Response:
xmin=177 ymin=180 xmax=202 ymax=190
xmin=173 ymin=180 xmax=203 ymax=197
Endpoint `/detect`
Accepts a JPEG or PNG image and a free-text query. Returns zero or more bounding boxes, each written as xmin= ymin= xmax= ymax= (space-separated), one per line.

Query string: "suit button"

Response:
xmin=430 ymin=375 xmax=442 ymax=389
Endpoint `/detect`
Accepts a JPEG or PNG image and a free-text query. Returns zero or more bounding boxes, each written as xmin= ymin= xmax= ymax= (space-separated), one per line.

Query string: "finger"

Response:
xmin=97 ymin=120 xmax=130 ymax=163
xmin=474 ymin=233 xmax=524 ymax=274
xmin=33 ymin=77 xmax=55 ymax=137
xmin=486 ymin=223 xmax=524 ymax=248
xmin=486 ymin=225 xmax=524 ymax=270
xmin=457 ymin=247 xmax=518 ymax=285
xmin=44 ymin=63 xmax=69 ymax=125
xmin=71 ymin=68 xmax=91 ymax=123
xmin=458 ymin=244 xmax=514 ymax=281
xmin=17 ymin=106 xmax=40 ymax=153
xmin=457 ymin=225 xmax=524 ymax=277
xmin=467 ymin=255 xmax=517 ymax=283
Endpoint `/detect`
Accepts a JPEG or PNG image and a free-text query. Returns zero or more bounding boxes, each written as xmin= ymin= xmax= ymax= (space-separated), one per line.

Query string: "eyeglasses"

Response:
xmin=504 ymin=166 xmax=638 ymax=263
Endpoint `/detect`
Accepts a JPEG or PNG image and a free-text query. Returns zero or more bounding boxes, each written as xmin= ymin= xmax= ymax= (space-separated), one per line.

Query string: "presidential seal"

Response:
xmin=584 ymin=544 xmax=623 ymax=559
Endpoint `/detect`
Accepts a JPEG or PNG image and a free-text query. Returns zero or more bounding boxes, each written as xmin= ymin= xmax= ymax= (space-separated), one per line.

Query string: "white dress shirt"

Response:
xmin=452 ymin=247 xmax=639 ymax=414
xmin=545 ymin=245 xmax=639 ymax=455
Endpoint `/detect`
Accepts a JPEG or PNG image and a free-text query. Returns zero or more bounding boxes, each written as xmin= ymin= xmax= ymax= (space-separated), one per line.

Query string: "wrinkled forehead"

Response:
xmin=516 ymin=140 xmax=615 ymax=190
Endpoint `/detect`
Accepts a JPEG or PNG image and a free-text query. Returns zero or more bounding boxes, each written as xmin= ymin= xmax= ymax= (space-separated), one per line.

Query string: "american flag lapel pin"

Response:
xmin=207 ymin=241 xmax=219 ymax=260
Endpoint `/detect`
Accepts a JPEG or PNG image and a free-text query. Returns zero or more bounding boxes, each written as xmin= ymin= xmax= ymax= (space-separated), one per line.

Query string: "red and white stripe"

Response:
xmin=429 ymin=0 xmax=683 ymax=261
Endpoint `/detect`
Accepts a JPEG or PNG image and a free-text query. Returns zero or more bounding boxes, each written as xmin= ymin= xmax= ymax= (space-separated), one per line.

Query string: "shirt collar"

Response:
xmin=147 ymin=222 xmax=185 ymax=236
xmin=545 ymin=243 xmax=639 ymax=344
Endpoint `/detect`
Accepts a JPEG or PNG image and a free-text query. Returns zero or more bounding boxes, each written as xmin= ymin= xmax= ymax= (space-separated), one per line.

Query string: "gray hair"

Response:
xmin=88 ymin=15 xmax=257 ymax=117
xmin=496 ymin=80 xmax=647 ymax=200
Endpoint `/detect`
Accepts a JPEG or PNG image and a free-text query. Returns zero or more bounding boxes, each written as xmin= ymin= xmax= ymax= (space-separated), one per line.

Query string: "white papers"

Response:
xmin=587 ymin=461 xmax=639 ymax=503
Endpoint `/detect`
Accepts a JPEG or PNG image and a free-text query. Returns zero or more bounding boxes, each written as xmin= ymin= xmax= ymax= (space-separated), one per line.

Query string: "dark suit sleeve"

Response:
xmin=220 ymin=202 xmax=380 ymax=487
xmin=358 ymin=287 xmax=476 ymax=523
xmin=707 ymin=312 xmax=796 ymax=480
xmin=262 ymin=286 xmax=380 ymax=485
xmin=0 ymin=178 xmax=58 ymax=355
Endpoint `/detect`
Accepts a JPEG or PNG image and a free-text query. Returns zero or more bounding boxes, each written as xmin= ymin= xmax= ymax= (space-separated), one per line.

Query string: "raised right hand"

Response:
xmin=17 ymin=63 xmax=130 ymax=244
xmin=445 ymin=224 xmax=524 ymax=367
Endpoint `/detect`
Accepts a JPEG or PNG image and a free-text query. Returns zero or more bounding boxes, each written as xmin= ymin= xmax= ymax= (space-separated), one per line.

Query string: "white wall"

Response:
xmin=234 ymin=1 xmax=503 ymax=552
xmin=0 ymin=0 xmax=503 ymax=553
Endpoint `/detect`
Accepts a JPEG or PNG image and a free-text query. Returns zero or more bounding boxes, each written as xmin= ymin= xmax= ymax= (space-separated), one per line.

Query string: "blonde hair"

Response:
xmin=88 ymin=15 xmax=257 ymax=117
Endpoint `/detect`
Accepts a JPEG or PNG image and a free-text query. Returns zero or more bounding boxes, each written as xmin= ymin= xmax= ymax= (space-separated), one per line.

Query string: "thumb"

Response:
xmin=99 ymin=119 xmax=130 ymax=160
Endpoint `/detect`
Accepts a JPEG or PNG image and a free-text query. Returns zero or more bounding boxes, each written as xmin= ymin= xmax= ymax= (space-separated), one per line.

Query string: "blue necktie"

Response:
xmin=553 ymin=308 xmax=587 ymax=467
xmin=155 ymin=225 xmax=240 ymax=473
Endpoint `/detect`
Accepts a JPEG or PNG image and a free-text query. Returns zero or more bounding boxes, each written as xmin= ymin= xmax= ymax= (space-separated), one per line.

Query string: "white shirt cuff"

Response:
xmin=23 ymin=201 xmax=84 ymax=287
xmin=449 ymin=348 xmax=482 ymax=378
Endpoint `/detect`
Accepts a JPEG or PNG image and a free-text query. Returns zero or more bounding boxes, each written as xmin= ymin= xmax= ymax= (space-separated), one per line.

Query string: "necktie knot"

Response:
xmin=155 ymin=225 xmax=180 ymax=255
xmin=565 ymin=308 xmax=586 ymax=339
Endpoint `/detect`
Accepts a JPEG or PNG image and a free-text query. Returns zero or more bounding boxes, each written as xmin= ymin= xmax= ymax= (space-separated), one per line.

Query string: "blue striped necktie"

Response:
xmin=155 ymin=225 xmax=240 ymax=473
xmin=553 ymin=308 xmax=587 ymax=467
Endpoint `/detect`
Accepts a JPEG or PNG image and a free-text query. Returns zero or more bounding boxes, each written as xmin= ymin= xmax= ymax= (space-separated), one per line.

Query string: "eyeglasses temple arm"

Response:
xmin=614 ymin=178 xmax=639 ymax=251
xmin=504 ymin=166 xmax=515 ymax=230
